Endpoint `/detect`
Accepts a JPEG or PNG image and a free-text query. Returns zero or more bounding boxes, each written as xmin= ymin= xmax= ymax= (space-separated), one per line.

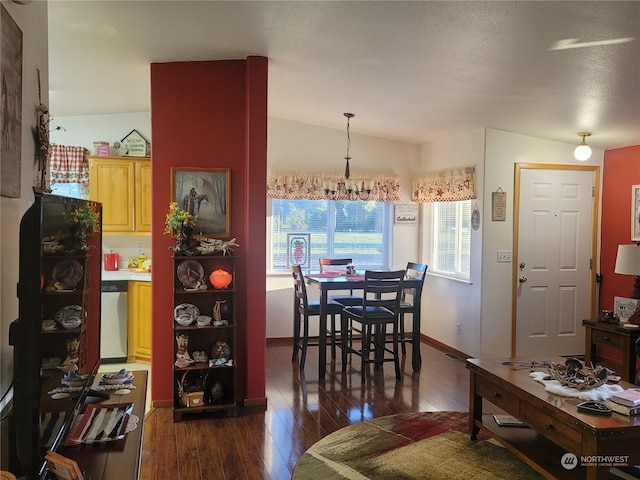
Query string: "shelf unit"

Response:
xmin=172 ymin=255 xmax=238 ymax=421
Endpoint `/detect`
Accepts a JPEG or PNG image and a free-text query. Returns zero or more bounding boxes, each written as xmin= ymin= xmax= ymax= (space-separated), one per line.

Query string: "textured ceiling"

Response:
xmin=46 ymin=1 xmax=640 ymax=149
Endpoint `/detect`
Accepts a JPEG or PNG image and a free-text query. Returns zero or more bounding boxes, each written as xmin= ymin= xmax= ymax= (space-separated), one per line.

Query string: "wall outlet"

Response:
xmin=456 ymin=323 xmax=461 ymax=335
xmin=497 ymin=250 xmax=512 ymax=263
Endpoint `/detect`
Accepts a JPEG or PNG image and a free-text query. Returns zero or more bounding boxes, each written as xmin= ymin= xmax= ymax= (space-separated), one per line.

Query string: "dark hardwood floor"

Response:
xmin=140 ymin=341 xmax=493 ymax=480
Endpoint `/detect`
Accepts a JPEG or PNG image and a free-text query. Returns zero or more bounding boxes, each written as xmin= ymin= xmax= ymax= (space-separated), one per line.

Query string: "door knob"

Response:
xmin=519 ymin=276 xmax=528 ymax=283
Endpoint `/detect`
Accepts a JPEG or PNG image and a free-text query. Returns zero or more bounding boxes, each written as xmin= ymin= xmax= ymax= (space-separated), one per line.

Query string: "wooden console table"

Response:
xmin=59 ymin=370 xmax=147 ymax=480
xmin=583 ymin=319 xmax=640 ymax=383
xmin=467 ymin=358 xmax=640 ymax=480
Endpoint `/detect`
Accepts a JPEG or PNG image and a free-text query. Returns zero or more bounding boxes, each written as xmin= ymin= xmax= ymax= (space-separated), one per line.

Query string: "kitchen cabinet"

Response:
xmin=172 ymin=255 xmax=238 ymax=421
xmin=88 ymin=156 xmax=151 ymax=234
xmin=127 ymin=280 xmax=152 ymax=363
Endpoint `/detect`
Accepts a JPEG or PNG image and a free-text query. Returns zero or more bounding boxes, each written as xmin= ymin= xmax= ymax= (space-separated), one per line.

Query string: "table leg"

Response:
xmin=468 ymin=369 xmax=481 ymax=440
xmin=318 ymin=289 xmax=328 ymax=379
xmin=412 ymin=284 xmax=423 ymax=371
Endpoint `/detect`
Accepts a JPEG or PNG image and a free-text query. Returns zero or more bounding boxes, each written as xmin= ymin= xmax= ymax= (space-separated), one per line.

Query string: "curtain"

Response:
xmin=267 ymin=170 xmax=400 ymax=201
xmin=412 ymin=167 xmax=475 ymax=202
xmin=50 ymin=145 xmax=90 ymax=184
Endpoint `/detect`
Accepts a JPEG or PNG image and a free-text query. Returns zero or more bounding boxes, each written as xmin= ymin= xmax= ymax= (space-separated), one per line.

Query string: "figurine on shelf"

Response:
xmin=61 ymin=337 xmax=80 ymax=366
xmin=176 ymin=333 xmax=191 ymax=360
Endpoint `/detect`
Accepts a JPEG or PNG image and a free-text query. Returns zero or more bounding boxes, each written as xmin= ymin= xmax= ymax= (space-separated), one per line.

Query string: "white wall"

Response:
xmin=0 ymin=0 xmax=49 ymax=409
xmin=419 ymin=128 xmax=603 ymax=359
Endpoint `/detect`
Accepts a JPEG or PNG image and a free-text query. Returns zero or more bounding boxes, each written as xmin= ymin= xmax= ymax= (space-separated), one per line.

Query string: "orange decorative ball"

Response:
xmin=209 ymin=269 xmax=232 ymax=289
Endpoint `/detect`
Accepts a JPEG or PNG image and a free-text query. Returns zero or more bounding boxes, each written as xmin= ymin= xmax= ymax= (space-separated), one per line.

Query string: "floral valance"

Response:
xmin=267 ymin=170 xmax=400 ymax=202
xmin=412 ymin=167 xmax=475 ymax=202
xmin=49 ymin=145 xmax=90 ymax=184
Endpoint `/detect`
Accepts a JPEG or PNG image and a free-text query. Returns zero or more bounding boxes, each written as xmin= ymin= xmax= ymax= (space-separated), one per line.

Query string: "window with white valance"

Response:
xmin=412 ymin=167 xmax=475 ymax=202
xmin=267 ymin=170 xmax=400 ymax=202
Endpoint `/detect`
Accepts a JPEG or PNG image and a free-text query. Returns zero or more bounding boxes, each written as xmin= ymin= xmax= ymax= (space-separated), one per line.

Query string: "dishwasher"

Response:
xmin=101 ymin=280 xmax=128 ymax=363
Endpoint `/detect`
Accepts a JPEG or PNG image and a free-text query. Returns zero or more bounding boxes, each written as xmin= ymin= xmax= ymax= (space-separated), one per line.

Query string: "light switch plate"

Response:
xmin=497 ymin=250 xmax=512 ymax=263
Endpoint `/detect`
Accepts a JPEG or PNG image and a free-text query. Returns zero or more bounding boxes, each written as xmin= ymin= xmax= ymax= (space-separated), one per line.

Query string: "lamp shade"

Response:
xmin=574 ymin=144 xmax=592 ymax=161
xmin=614 ymin=245 xmax=640 ymax=276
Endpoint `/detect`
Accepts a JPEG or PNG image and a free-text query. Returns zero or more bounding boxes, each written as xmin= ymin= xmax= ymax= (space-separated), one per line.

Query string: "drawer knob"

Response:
xmin=492 ymin=392 xmax=501 ymax=399
xmin=545 ymin=423 xmax=553 ymax=431
xmin=603 ymin=336 xmax=610 ymax=341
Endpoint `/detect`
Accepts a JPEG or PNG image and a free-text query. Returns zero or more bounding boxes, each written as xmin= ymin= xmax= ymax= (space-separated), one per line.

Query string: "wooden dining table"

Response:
xmin=305 ymin=272 xmax=424 ymax=379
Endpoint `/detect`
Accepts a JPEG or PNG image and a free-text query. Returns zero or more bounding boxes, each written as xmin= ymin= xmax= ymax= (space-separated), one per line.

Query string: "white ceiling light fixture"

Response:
xmin=574 ymin=133 xmax=592 ymax=161
xmin=343 ymin=113 xmax=355 ymax=179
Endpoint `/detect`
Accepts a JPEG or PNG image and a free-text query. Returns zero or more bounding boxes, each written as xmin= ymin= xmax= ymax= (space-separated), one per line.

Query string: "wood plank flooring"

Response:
xmin=140 ymin=341 xmax=494 ymax=480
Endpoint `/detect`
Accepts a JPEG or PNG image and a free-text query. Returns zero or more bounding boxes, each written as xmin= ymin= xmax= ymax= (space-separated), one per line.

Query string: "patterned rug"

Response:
xmin=292 ymin=411 xmax=544 ymax=480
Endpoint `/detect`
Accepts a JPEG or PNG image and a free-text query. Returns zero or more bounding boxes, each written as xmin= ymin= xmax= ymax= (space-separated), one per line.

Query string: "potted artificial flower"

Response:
xmin=164 ymin=202 xmax=198 ymax=253
xmin=66 ymin=206 xmax=100 ymax=249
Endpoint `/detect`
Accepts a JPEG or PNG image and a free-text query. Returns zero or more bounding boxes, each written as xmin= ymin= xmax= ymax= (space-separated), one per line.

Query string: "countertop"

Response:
xmin=102 ymin=269 xmax=151 ymax=282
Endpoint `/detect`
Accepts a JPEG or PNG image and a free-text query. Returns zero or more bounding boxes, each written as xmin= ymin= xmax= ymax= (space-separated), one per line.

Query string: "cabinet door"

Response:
xmin=127 ymin=281 xmax=152 ymax=363
xmin=135 ymin=160 xmax=152 ymax=232
xmin=89 ymin=159 xmax=135 ymax=232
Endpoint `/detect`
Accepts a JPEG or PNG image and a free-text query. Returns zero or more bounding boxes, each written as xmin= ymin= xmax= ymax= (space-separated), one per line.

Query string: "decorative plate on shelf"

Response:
xmin=54 ymin=305 xmax=83 ymax=327
xmin=51 ymin=259 xmax=84 ymax=289
xmin=173 ymin=303 xmax=199 ymax=324
xmin=176 ymin=260 xmax=204 ymax=288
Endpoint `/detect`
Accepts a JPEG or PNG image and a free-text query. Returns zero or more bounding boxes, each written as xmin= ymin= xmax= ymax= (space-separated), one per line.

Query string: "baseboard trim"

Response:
xmin=421 ymin=334 xmax=470 ymax=360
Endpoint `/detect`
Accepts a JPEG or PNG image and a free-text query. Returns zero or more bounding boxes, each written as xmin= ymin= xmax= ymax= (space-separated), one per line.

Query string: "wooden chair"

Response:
xmin=341 ymin=269 xmax=405 ymax=382
xmin=398 ymin=262 xmax=428 ymax=355
xmin=291 ymin=265 xmax=345 ymax=369
xmin=319 ymin=258 xmax=362 ymax=306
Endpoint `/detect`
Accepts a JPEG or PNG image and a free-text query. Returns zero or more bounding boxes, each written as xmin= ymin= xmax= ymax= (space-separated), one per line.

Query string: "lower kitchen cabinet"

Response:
xmin=127 ymin=280 xmax=151 ymax=363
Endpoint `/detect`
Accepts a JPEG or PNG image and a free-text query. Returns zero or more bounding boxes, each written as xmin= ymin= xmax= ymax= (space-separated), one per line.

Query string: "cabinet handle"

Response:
xmin=545 ymin=423 xmax=553 ymax=431
xmin=603 ymin=336 xmax=610 ymax=341
xmin=492 ymin=392 xmax=501 ymax=399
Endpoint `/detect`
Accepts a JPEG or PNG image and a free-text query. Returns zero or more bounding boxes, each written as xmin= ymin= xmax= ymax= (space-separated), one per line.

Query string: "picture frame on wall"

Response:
xmin=633 ymin=185 xmax=640 ymax=242
xmin=171 ymin=167 xmax=231 ymax=237
xmin=287 ymin=233 xmax=310 ymax=269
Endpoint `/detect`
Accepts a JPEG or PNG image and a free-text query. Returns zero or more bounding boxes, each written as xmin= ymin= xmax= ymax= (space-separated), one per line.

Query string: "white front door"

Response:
xmin=514 ymin=165 xmax=598 ymax=357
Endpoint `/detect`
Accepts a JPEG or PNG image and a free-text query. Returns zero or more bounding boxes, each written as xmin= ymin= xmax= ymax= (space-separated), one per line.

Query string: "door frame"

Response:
xmin=511 ymin=163 xmax=600 ymax=356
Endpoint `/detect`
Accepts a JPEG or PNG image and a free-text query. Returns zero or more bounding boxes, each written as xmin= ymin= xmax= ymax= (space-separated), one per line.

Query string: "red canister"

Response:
xmin=103 ymin=253 xmax=119 ymax=271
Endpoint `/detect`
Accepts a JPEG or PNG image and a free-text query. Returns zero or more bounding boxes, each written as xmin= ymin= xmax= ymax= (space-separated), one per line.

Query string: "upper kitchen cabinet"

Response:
xmin=89 ymin=156 xmax=151 ymax=234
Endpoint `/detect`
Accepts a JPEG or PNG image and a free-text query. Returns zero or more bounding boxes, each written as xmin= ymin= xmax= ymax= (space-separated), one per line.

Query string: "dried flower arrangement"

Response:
xmin=164 ymin=202 xmax=198 ymax=235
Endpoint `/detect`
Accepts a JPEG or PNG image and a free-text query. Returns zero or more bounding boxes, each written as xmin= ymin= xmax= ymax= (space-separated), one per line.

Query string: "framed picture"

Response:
xmin=394 ymin=204 xmax=418 ymax=225
xmin=287 ymin=233 xmax=310 ymax=269
xmin=633 ymin=185 xmax=640 ymax=242
xmin=171 ymin=167 xmax=230 ymax=237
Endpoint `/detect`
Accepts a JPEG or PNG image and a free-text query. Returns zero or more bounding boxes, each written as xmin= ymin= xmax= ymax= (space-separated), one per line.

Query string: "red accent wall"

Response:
xmin=600 ymin=145 xmax=640 ymax=310
xmin=149 ymin=58 xmax=268 ymax=404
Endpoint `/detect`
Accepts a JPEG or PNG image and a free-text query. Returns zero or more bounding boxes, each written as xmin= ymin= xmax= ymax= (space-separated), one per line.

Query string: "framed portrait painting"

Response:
xmin=632 ymin=185 xmax=640 ymax=242
xmin=171 ymin=167 xmax=230 ymax=237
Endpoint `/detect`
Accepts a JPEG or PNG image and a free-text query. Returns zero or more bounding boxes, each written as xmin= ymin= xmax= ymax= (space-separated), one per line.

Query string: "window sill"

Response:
xmin=426 ymin=271 xmax=472 ymax=285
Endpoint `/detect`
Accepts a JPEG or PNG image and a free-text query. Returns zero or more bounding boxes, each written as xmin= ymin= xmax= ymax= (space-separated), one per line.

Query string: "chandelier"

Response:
xmin=324 ymin=177 xmax=375 ymax=201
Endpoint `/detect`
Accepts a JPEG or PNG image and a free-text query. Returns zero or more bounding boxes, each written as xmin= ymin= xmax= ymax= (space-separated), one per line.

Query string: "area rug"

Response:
xmin=292 ymin=411 xmax=544 ymax=480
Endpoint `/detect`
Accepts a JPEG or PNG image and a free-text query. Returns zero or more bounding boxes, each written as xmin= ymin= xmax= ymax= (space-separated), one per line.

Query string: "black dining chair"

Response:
xmin=291 ymin=265 xmax=345 ymax=369
xmin=398 ymin=262 xmax=428 ymax=355
xmin=341 ymin=269 xmax=405 ymax=382
xmin=319 ymin=258 xmax=362 ymax=307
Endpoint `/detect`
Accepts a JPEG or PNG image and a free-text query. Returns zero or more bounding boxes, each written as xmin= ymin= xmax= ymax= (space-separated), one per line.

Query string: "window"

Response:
xmin=432 ymin=200 xmax=471 ymax=279
xmin=271 ymin=199 xmax=390 ymax=272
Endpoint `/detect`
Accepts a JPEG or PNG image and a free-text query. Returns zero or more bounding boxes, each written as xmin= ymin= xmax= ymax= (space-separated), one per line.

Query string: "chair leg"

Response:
xmin=300 ymin=314 xmax=310 ymax=370
xmin=361 ymin=323 xmax=371 ymax=383
xmin=330 ymin=313 xmax=337 ymax=360
xmin=341 ymin=313 xmax=349 ymax=371
xmin=399 ymin=312 xmax=407 ymax=356
xmin=393 ymin=321 xmax=401 ymax=381
xmin=292 ymin=309 xmax=300 ymax=362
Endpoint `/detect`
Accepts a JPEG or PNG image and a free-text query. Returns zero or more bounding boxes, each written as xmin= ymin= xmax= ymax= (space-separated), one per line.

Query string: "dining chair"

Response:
xmin=291 ymin=265 xmax=345 ymax=369
xmin=398 ymin=262 xmax=428 ymax=355
xmin=341 ymin=269 xmax=405 ymax=382
xmin=318 ymin=258 xmax=362 ymax=306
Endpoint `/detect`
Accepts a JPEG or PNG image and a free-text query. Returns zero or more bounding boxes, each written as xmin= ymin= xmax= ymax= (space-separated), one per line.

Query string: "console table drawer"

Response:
xmin=476 ymin=377 xmax=520 ymax=412
xmin=523 ymin=403 xmax=582 ymax=453
xmin=592 ymin=329 xmax=625 ymax=349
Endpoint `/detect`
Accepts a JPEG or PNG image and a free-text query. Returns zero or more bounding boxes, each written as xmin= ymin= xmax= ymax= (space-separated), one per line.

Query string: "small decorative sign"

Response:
xmin=394 ymin=204 xmax=418 ymax=224
xmin=614 ymin=296 xmax=640 ymax=323
xmin=121 ymin=129 xmax=150 ymax=157
xmin=287 ymin=233 xmax=310 ymax=268
xmin=492 ymin=187 xmax=507 ymax=221
xmin=471 ymin=204 xmax=480 ymax=230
